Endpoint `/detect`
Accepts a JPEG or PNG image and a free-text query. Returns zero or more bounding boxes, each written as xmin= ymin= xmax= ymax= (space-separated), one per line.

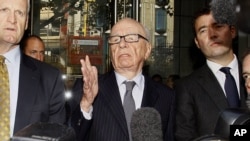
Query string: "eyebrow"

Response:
xmin=242 ymin=72 xmax=250 ymax=75
xmin=196 ymin=25 xmax=206 ymax=31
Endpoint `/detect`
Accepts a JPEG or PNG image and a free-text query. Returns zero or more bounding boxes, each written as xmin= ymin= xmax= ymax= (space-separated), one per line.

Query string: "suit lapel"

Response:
xmin=99 ymin=72 xmax=128 ymax=136
xmin=196 ymin=65 xmax=228 ymax=110
xmin=14 ymin=55 xmax=40 ymax=133
xmin=99 ymin=74 xmax=160 ymax=136
xmin=141 ymin=76 xmax=159 ymax=107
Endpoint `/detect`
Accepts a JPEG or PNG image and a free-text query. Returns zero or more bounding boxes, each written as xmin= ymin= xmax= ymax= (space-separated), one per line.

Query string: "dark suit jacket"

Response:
xmin=174 ymin=64 xmax=247 ymax=141
xmin=70 ymin=71 xmax=175 ymax=141
xmin=13 ymin=54 xmax=66 ymax=134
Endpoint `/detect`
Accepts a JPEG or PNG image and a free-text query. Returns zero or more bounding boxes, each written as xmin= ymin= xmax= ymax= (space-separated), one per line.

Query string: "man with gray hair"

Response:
xmin=70 ymin=18 xmax=175 ymax=141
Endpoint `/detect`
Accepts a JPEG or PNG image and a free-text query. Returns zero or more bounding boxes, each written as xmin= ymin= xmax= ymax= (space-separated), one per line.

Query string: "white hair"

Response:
xmin=143 ymin=25 xmax=151 ymax=41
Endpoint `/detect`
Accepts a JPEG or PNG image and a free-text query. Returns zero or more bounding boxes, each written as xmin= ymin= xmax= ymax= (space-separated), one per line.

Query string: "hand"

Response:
xmin=80 ymin=55 xmax=98 ymax=112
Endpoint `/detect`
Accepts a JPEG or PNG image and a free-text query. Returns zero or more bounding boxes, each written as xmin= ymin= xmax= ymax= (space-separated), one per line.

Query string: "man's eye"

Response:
xmin=126 ymin=37 xmax=134 ymax=41
xmin=113 ymin=38 xmax=119 ymax=42
xmin=0 ymin=8 xmax=9 ymax=13
xmin=15 ymin=11 xmax=24 ymax=17
xmin=30 ymin=51 xmax=37 ymax=54
xmin=125 ymin=35 xmax=137 ymax=41
xmin=215 ymin=24 xmax=225 ymax=28
xmin=199 ymin=29 xmax=206 ymax=34
xmin=243 ymin=74 xmax=250 ymax=80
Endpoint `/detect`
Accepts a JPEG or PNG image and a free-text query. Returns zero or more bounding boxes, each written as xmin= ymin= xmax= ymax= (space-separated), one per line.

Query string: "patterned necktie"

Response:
xmin=0 ymin=55 xmax=10 ymax=140
xmin=123 ymin=81 xmax=136 ymax=141
xmin=220 ymin=67 xmax=240 ymax=108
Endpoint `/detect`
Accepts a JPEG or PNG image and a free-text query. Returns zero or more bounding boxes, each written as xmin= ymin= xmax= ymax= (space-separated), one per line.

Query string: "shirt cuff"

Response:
xmin=80 ymin=105 xmax=93 ymax=120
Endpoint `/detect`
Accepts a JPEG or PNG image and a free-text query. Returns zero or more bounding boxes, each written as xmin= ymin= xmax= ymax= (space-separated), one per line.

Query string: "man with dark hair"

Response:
xmin=21 ymin=35 xmax=45 ymax=61
xmin=175 ymin=7 xmax=247 ymax=141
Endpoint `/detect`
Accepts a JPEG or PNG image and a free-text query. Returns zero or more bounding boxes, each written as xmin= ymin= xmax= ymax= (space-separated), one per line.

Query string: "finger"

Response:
xmin=80 ymin=58 xmax=87 ymax=75
xmin=80 ymin=59 xmax=90 ymax=88
xmin=85 ymin=55 xmax=90 ymax=66
xmin=80 ymin=60 xmax=87 ymax=81
xmin=85 ymin=55 xmax=93 ymax=74
xmin=92 ymin=66 xmax=98 ymax=85
xmin=82 ymin=55 xmax=95 ymax=90
xmin=86 ymin=56 xmax=97 ymax=83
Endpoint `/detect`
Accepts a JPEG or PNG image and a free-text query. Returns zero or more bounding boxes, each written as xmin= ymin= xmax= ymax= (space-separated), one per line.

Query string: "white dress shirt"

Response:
xmin=81 ymin=71 xmax=145 ymax=119
xmin=115 ymin=71 xmax=144 ymax=110
xmin=207 ymin=54 xmax=240 ymax=98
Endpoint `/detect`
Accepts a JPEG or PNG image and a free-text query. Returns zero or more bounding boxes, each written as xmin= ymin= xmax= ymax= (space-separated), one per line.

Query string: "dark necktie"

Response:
xmin=220 ymin=67 xmax=240 ymax=108
xmin=0 ymin=55 xmax=10 ymax=140
xmin=123 ymin=81 xmax=136 ymax=141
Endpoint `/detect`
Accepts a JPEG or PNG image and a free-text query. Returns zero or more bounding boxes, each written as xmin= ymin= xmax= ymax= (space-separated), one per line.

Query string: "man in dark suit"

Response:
xmin=0 ymin=0 xmax=65 ymax=139
xmin=174 ymin=7 xmax=247 ymax=141
xmin=14 ymin=54 xmax=66 ymax=133
xmin=70 ymin=18 xmax=175 ymax=141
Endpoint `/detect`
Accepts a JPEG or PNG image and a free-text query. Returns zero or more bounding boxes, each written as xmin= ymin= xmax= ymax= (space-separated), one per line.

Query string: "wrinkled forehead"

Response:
xmin=0 ymin=0 xmax=28 ymax=11
xmin=110 ymin=19 xmax=145 ymax=36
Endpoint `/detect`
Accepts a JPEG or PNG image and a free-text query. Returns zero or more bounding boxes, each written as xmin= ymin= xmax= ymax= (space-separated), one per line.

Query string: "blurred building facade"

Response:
xmin=26 ymin=0 xmax=250 ymax=85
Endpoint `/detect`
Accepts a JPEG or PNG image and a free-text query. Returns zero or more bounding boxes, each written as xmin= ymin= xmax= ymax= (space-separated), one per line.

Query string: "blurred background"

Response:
xmin=24 ymin=0 xmax=250 ymax=90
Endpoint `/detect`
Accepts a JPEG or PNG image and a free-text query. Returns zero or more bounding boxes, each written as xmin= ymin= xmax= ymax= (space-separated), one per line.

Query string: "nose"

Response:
xmin=39 ymin=53 xmax=45 ymax=61
xmin=35 ymin=53 xmax=43 ymax=61
xmin=245 ymin=78 xmax=250 ymax=89
xmin=118 ymin=37 xmax=127 ymax=48
xmin=7 ymin=11 xmax=17 ymax=24
xmin=207 ymin=27 xmax=217 ymax=39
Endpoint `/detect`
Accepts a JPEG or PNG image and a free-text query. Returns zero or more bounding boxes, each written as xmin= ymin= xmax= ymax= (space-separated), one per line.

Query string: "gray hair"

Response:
xmin=142 ymin=24 xmax=151 ymax=41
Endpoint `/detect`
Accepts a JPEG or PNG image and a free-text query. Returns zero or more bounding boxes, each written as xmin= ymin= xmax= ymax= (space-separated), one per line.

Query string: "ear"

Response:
xmin=144 ymin=42 xmax=152 ymax=60
xmin=194 ymin=37 xmax=200 ymax=49
xmin=230 ymin=25 xmax=237 ymax=39
xmin=25 ymin=16 xmax=29 ymax=30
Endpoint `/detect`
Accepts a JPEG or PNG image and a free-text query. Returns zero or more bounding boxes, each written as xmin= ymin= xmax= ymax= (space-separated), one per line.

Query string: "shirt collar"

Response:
xmin=114 ymin=71 xmax=144 ymax=89
xmin=207 ymin=54 xmax=239 ymax=74
xmin=2 ymin=46 xmax=21 ymax=64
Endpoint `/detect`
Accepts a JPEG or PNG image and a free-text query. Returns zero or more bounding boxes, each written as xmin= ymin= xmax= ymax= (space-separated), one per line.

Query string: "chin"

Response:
xmin=4 ymin=37 xmax=18 ymax=44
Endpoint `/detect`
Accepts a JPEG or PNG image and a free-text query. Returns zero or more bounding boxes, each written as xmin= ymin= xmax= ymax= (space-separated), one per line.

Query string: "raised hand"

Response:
xmin=80 ymin=55 xmax=98 ymax=112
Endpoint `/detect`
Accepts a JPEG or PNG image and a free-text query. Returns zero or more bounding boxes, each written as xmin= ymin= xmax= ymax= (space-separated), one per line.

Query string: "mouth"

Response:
xmin=5 ymin=27 xmax=16 ymax=32
xmin=119 ymin=53 xmax=130 ymax=58
xmin=210 ymin=41 xmax=220 ymax=47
